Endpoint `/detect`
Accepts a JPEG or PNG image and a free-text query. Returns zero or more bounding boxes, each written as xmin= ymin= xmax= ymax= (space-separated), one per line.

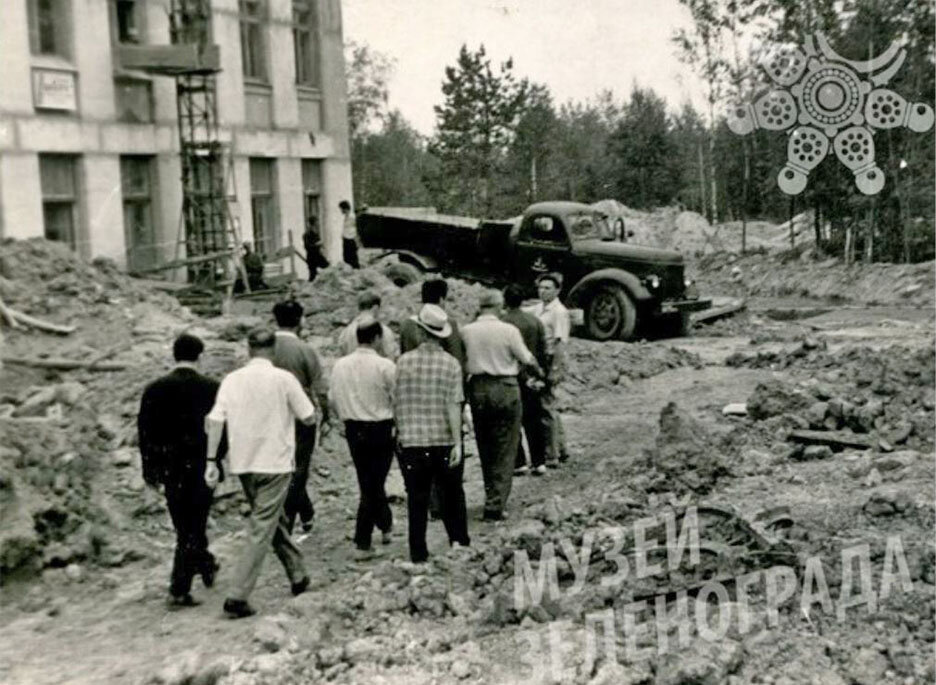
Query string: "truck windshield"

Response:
xmin=566 ymin=213 xmax=601 ymax=241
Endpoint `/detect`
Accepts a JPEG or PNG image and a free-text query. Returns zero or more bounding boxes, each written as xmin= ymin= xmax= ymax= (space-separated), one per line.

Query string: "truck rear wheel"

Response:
xmin=585 ymin=285 xmax=637 ymax=341
xmin=382 ymin=261 xmax=422 ymax=287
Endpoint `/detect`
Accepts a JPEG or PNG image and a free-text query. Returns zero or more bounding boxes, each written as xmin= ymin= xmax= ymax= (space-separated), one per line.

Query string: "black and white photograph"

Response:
xmin=0 ymin=0 xmax=934 ymax=683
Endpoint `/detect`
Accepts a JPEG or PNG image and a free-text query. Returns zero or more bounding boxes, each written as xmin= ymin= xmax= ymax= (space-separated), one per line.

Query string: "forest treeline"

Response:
xmin=346 ymin=0 xmax=935 ymax=262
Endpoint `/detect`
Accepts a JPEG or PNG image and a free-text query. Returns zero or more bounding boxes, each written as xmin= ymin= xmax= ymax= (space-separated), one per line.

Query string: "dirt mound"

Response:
xmin=646 ymin=402 xmax=734 ymax=494
xmin=693 ymin=250 xmax=935 ymax=307
xmin=561 ymin=340 xmax=705 ymax=399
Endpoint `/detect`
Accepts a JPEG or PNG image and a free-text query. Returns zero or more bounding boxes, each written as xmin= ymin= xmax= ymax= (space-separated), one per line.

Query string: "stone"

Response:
xmin=316 ymin=646 xmax=344 ymax=669
xmin=863 ymin=494 xmax=896 ymax=517
xmin=655 ymin=638 xmax=743 ymax=685
xmin=450 ymin=660 xmax=471 ymax=679
xmin=510 ymin=519 xmax=547 ymax=557
xmin=344 ymin=637 xmax=382 ymax=664
xmin=807 ymin=402 xmax=829 ymax=428
xmin=874 ymin=451 xmax=919 ymax=472
xmin=801 ymin=445 xmax=834 ymax=461
xmin=64 ymin=563 xmax=83 ymax=582
xmin=446 ymin=591 xmax=472 ymax=617
xmin=253 ymin=618 xmax=288 ymax=653
xmin=847 ymin=647 xmax=888 ymax=685
xmin=888 ymin=422 xmax=913 ymax=445
xmin=12 ymin=387 xmax=59 ymax=418
xmin=110 ymin=449 xmax=135 ymax=468
xmin=747 ymin=381 xmax=813 ymax=421
xmin=589 ymin=660 xmax=652 ymax=685
xmin=55 ymin=382 xmax=87 ymax=406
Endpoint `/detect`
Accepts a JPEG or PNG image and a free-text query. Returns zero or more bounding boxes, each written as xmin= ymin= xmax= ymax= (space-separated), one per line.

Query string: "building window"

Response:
xmin=301 ymin=160 xmax=322 ymax=227
xmin=111 ymin=0 xmax=145 ymax=44
xmin=121 ymin=156 xmax=158 ymax=272
xmin=114 ymin=77 xmax=153 ymax=123
xmin=292 ymin=0 xmax=319 ymax=88
xmin=249 ymin=159 xmax=277 ymax=257
xmin=27 ymin=0 xmax=71 ymax=58
xmin=39 ymin=154 xmax=79 ymax=248
xmin=239 ymin=0 xmax=267 ymax=82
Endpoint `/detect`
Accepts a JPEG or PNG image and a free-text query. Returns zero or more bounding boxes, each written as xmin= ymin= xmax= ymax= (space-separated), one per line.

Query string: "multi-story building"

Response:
xmin=0 ymin=0 xmax=352 ymax=277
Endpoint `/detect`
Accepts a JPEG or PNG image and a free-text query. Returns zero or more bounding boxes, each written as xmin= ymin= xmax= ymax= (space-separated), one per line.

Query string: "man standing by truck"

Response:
xmin=527 ymin=273 xmax=572 ymax=466
xmin=339 ymin=200 xmax=360 ymax=269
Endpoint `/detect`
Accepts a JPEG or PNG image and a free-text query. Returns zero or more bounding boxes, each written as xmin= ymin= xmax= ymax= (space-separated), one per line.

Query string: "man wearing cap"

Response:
xmin=204 ymin=328 xmax=315 ymax=618
xmin=462 ymin=290 xmax=542 ymax=520
xmin=138 ymin=333 xmax=222 ymax=608
xmin=526 ymin=273 xmax=572 ymax=465
xmin=329 ymin=319 xmax=397 ymax=558
xmin=338 ymin=290 xmax=398 ymax=359
xmin=394 ymin=304 xmax=470 ymax=562
xmin=271 ymin=300 xmax=329 ymax=534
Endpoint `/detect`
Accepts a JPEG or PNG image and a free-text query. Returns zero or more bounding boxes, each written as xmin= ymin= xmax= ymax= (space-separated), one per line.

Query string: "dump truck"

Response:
xmin=357 ymin=201 xmax=713 ymax=341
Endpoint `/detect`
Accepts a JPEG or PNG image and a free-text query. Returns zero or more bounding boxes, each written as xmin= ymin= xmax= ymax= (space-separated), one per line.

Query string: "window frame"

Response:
xmin=120 ymin=155 xmax=158 ymax=272
xmin=292 ymin=0 xmax=320 ymax=88
xmin=110 ymin=0 xmax=146 ymax=44
xmin=249 ymin=158 xmax=278 ymax=257
xmin=114 ymin=75 xmax=154 ymax=123
xmin=301 ymin=159 xmax=322 ymax=229
xmin=27 ymin=0 xmax=71 ymax=59
xmin=239 ymin=0 xmax=268 ymax=84
xmin=39 ymin=154 xmax=80 ymax=248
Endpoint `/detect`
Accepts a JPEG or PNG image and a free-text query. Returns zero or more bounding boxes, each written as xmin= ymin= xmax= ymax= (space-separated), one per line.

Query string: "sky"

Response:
xmin=342 ymin=0 xmax=709 ymax=135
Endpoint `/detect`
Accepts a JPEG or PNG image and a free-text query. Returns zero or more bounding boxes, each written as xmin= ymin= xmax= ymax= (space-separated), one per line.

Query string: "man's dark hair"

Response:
xmin=356 ymin=319 xmax=383 ymax=345
xmin=173 ymin=333 xmax=204 ymax=362
xmin=421 ymin=278 xmax=448 ymax=304
xmin=273 ymin=300 xmax=304 ymax=328
xmin=537 ymin=273 xmax=562 ymax=288
xmin=503 ymin=284 xmax=525 ymax=309
xmin=357 ymin=290 xmax=381 ymax=310
xmin=305 ymin=216 xmax=318 ymax=231
xmin=247 ymin=327 xmax=276 ymax=350
xmin=339 ymin=200 xmax=351 ymax=211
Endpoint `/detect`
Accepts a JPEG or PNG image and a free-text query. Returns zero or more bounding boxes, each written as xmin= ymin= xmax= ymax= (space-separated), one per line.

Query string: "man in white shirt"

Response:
xmin=339 ymin=200 xmax=360 ymax=269
xmin=204 ymin=328 xmax=315 ymax=619
xmin=329 ymin=319 xmax=397 ymax=557
xmin=525 ymin=273 xmax=572 ymax=466
xmin=462 ymin=290 xmax=542 ymax=520
xmin=337 ymin=290 xmax=398 ymax=359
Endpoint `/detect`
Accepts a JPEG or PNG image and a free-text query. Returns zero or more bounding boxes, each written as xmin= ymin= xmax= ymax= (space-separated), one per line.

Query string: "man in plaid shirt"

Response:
xmin=394 ymin=304 xmax=470 ymax=563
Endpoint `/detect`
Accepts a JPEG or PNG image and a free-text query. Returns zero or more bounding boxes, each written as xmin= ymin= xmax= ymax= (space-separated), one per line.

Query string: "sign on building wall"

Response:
xmin=32 ymin=68 xmax=78 ymax=111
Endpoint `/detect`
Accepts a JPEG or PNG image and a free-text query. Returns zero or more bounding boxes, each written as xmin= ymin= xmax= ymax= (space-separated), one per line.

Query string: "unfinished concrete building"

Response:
xmin=0 ymin=0 xmax=353 ymax=278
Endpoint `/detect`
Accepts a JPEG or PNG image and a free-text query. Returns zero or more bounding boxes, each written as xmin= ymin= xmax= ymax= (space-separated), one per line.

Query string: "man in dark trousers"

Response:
xmin=271 ymin=300 xmax=329 ymax=534
xmin=394 ymin=305 xmax=470 ymax=562
xmin=462 ymin=290 xmax=542 ymax=521
xmin=138 ymin=333 xmax=222 ymax=607
xmin=302 ymin=216 xmax=329 ymax=281
xmin=399 ymin=278 xmax=467 ymax=519
xmin=329 ymin=319 xmax=397 ymax=558
xmin=500 ymin=285 xmax=551 ymax=476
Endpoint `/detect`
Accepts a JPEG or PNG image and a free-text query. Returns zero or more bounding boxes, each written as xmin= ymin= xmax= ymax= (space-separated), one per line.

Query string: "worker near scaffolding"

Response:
xmin=235 ymin=241 xmax=267 ymax=293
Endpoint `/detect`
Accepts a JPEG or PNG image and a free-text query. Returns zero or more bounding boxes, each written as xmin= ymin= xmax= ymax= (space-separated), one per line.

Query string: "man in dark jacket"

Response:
xmin=500 ymin=285 xmax=551 ymax=476
xmin=271 ymin=300 xmax=329 ymax=533
xmin=302 ymin=216 xmax=329 ymax=281
xmin=138 ymin=333 xmax=222 ymax=607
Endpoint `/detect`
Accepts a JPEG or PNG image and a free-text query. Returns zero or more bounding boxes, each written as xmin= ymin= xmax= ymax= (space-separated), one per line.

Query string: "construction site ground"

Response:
xmin=0 ymin=236 xmax=934 ymax=685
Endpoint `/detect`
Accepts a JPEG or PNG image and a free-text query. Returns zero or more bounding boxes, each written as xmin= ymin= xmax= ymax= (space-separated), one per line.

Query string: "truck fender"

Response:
xmin=393 ymin=250 xmax=438 ymax=272
xmin=566 ymin=268 xmax=652 ymax=308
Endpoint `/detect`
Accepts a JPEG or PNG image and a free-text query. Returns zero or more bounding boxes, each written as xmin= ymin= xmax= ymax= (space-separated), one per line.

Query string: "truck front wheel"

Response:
xmin=585 ymin=285 xmax=637 ymax=341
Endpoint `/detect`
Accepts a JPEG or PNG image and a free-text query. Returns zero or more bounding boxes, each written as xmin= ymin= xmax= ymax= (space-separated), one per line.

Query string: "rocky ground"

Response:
xmin=0 ymin=237 xmax=934 ymax=685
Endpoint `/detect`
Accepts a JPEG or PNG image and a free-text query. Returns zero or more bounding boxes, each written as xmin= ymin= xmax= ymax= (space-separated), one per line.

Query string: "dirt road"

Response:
xmin=1 ymin=300 xmax=933 ymax=685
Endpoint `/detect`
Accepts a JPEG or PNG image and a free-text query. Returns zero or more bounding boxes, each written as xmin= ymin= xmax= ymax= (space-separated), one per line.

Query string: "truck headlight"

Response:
xmin=645 ymin=274 xmax=660 ymax=289
xmin=684 ymin=277 xmax=699 ymax=299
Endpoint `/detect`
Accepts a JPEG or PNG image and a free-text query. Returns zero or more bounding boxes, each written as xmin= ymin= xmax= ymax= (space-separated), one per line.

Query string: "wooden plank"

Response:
xmin=788 ymin=429 xmax=873 ymax=450
xmin=2 ymin=356 xmax=127 ymax=371
xmin=116 ymin=44 xmax=220 ymax=74
xmin=691 ymin=296 xmax=746 ymax=324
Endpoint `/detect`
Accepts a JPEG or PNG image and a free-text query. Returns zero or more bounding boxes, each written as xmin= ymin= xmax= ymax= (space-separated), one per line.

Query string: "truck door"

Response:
xmin=513 ymin=214 xmax=572 ymax=295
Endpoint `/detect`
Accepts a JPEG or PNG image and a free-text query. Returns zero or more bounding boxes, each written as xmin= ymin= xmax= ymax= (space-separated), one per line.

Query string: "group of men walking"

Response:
xmin=137 ymin=273 xmax=572 ymax=618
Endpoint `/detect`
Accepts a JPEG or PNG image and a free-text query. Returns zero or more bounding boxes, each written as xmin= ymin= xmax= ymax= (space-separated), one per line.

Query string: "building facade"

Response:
xmin=0 ymin=0 xmax=353 ymax=277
